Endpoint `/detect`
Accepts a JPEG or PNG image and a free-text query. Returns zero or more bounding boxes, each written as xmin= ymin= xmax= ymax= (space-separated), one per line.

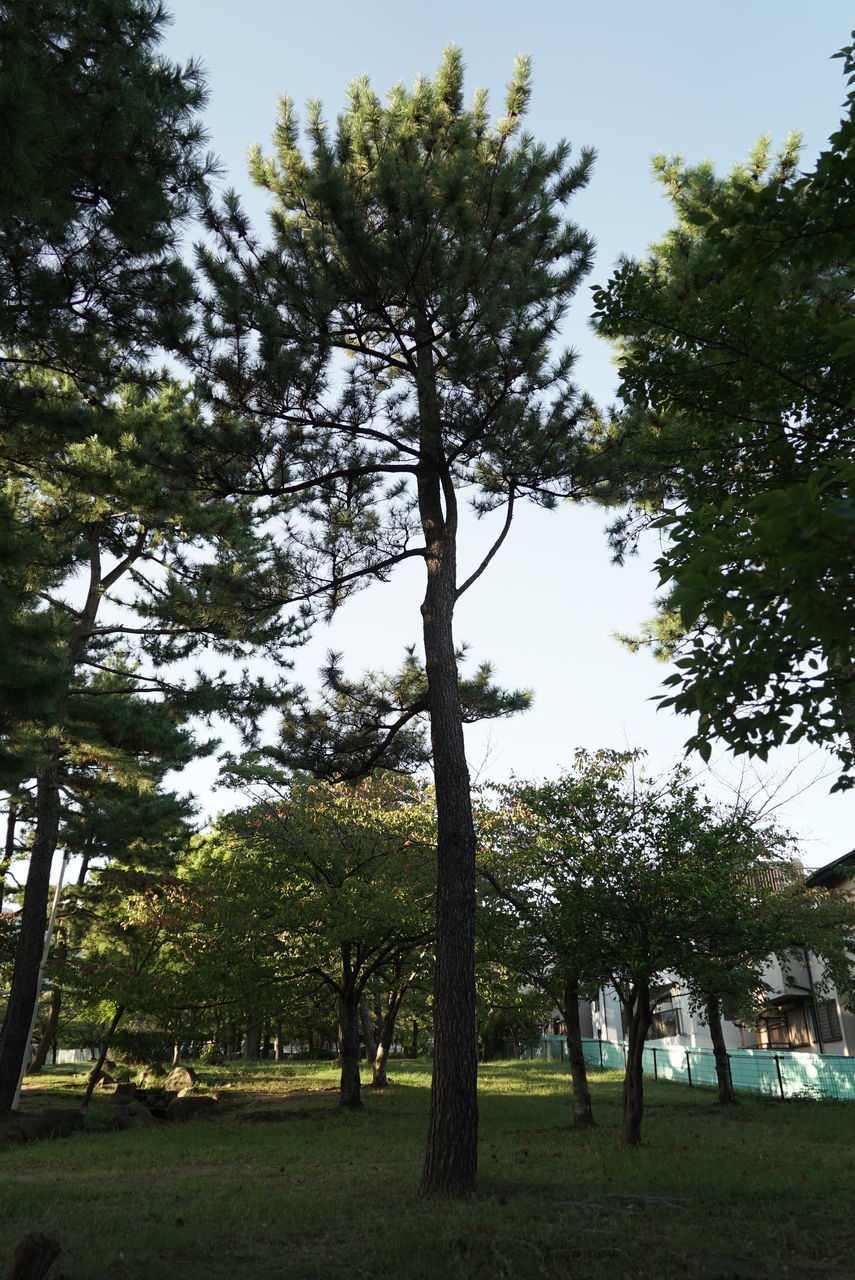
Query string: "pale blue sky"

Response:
xmin=160 ymin=2 xmax=855 ymax=862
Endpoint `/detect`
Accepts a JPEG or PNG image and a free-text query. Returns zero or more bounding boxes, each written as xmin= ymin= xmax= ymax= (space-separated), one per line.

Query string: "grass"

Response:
xmin=2 ymin=1059 xmax=854 ymax=1279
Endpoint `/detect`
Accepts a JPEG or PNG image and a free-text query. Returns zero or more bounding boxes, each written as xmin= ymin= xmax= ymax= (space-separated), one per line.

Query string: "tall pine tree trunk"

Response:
xmin=416 ymin=338 xmax=478 ymax=1191
xmin=416 ymin=332 xmax=478 ymax=1194
xmin=0 ymin=757 xmax=61 ymax=1110
xmin=621 ymin=985 xmax=653 ymax=1147
xmin=562 ymin=976 xmax=595 ymax=1129
xmin=706 ymin=993 xmax=736 ymax=1104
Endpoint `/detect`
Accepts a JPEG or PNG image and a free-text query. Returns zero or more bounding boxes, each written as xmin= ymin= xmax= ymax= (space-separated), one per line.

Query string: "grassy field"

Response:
xmin=1 ymin=1059 xmax=853 ymax=1279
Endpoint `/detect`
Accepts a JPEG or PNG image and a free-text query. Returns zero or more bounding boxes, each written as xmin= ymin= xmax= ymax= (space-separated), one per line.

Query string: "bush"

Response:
xmin=198 ymin=1042 xmax=226 ymax=1065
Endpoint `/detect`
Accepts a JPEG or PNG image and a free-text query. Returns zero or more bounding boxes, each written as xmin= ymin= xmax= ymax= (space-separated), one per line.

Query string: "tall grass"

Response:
xmin=2 ymin=1060 xmax=853 ymax=1278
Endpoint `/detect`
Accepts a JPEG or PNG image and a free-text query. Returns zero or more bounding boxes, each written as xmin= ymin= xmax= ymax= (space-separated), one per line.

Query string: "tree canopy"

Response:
xmin=593 ymin=34 xmax=855 ymax=784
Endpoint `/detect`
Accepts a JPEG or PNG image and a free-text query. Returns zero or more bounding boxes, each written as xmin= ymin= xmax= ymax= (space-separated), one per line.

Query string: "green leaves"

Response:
xmin=594 ymin=34 xmax=855 ymax=786
xmin=479 ymin=753 xmax=800 ymax=1017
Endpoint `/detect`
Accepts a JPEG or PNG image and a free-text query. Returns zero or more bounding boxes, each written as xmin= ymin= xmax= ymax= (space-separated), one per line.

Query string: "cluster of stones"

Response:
xmin=0 ymin=1064 xmax=219 ymax=1145
xmin=107 ymin=1064 xmax=217 ymax=1129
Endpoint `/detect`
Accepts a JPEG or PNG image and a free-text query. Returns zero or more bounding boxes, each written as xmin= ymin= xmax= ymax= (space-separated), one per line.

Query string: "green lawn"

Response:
xmin=2 ymin=1060 xmax=853 ymax=1279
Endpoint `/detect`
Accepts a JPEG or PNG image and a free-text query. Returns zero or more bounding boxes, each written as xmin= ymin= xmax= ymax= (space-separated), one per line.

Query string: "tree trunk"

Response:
xmin=338 ymin=988 xmax=362 ymax=1109
xmin=706 ymin=993 xmax=736 ymax=1105
xmin=621 ymin=985 xmax=653 ymax=1147
xmin=409 ymin=1018 xmax=420 ymax=1058
xmin=0 ymin=799 xmax=18 ymax=916
xmin=0 ymin=529 xmax=105 ymax=1111
xmin=562 ymin=976 xmax=595 ymax=1129
xmin=832 ymin=652 xmax=855 ymax=759
xmin=0 ymin=758 xmax=62 ymax=1111
xmin=359 ymin=997 xmax=377 ymax=1064
xmin=241 ymin=1022 xmax=261 ymax=1061
xmin=28 ymin=981 xmax=62 ymax=1075
xmin=6 ymin=1233 xmax=63 ymax=1280
xmin=274 ymin=1022 xmax=284 ymax=1062
xmin=30 ymin=842 xmax=91 ymax=1076
xmin=373 ymin=987 xmax=406 ymax=1088
xmin=81 ymin=1005 xmax=125 ymax=1110
xmin=416 ymin=320 xmax=478 ymax=1195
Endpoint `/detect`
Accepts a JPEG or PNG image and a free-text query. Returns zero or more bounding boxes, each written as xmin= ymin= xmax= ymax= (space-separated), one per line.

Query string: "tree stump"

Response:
xmin=5 ymin=1233 xmax=62 ymax=1279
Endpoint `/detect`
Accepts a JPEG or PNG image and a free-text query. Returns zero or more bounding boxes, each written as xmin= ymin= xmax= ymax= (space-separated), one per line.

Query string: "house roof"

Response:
xmin=805 ymin=849 xmax=855 ymax=888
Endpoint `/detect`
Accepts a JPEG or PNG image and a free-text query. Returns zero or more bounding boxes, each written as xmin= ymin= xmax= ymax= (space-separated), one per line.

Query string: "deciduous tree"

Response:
xmin=592 ymin=35 xmax=855 ymax=784
xmin=183 ymin=774 xmax=436 ymax=1108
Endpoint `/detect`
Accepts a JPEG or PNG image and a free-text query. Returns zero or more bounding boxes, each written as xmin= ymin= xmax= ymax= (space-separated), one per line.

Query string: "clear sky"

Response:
xmin=159 ymin=1 xmax=855 ymax=864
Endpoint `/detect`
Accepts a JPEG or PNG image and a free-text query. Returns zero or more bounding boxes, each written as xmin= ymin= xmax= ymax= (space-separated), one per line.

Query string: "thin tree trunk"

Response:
xmin=27 ymin=985 xmax=62 ymax=1076
xmin=562 ymin=976 xmax=595 ymax=1129
xmin=359 ymin=997 xmax=377 ymax=1064
xmin=0 ymin=800 xmax=18 ymax=916
xmin=373 ymin=987 xmax=406 ymax=1088
xmin=832 ymin=652 xmax=855 ymax=759
xmin=30 ymin=840 xmax=91 ymax=1076
xmin=274 ymin=1022 xmax=284 ymax=1062
xmin=621 ymin=986 xmax=653 ymax=1147
xmin=706 ymin=993 xmax=736 ymax=1105
xmin=81 ymin=1005 xmax=125 ymax=1110
xmin=28 ymin=946 xmax=64 ymax=1076
xmin=0 ymin=527 xmax=105 ymax=1111
xmin=409 ymin=1018 xmax=420 ymax=1058
xmin=0 ymin=758 xmax=62 ymax=1110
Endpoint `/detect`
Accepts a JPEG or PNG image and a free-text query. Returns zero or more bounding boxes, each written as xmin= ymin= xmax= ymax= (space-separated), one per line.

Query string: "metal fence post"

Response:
xmin=652 ymin=1048 xmax=658 ymax=1081
xmin=774 ymin=1055 xmax=785 ymax=1099
xmin=598 ymin=1039 xmax=603 ymax=1068
xmin=685 ymin=1050 xmax=693 ymax=1087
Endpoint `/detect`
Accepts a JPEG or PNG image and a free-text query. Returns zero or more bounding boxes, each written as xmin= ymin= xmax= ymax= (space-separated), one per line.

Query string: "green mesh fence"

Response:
xmin=577 ymin=1038 xmax=855 ymax=1100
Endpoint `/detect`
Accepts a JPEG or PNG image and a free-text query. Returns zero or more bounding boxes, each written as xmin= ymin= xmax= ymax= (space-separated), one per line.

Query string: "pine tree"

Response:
xmin=0 ymin=0 xmax=215 ymax=782
xmin=0 ymin=0 xmax=212 ymax=378
xmin=24 ymin=675 xmax=201 ymax=1074
xmin=0 ymin=377 xmax=301 ymax=1111
xmin=196 ymin=49 xmax=597 ymax=1193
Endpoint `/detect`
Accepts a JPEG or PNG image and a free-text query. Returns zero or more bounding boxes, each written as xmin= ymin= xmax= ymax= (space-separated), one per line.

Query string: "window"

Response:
xmin=815 ymin=999 xmax=843 ymax=1044
xmin=648 ymin=1006 xmax=682 ymax=1039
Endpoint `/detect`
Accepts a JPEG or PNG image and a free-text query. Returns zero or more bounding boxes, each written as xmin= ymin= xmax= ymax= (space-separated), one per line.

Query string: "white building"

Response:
xmin=586 ymin=850 xmax=855 ymax=1058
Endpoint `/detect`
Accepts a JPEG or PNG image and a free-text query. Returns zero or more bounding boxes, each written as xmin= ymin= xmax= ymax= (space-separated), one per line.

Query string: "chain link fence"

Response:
xmin=523 ymin=1034 xmax=855 ymax=1100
